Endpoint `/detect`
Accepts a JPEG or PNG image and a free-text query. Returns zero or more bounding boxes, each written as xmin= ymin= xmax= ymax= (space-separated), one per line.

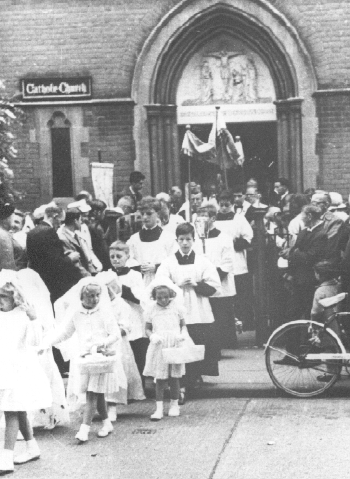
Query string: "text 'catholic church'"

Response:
xmin=2 ymin=0 xmax=350 ymax=208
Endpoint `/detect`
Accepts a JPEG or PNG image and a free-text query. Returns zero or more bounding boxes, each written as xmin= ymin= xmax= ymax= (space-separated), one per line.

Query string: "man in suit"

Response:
xmin=57 ymin=208 xmax=91 ymax=278
xmin=288 ymin=204 xmax=328 ymax=319
xmin=26 ymin=205 xmax=84 ymax=303
xmin=311 ymin=191 xmax=347 ymax=262
xmin=117 ymin=171 xmax=145 ymax=213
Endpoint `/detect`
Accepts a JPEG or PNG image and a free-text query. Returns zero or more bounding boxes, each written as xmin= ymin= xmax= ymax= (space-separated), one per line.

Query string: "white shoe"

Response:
xmin=75 ymin=424 xmax=90 ymax=442
xmin=168 ymin=400 xmax=180 ymax=417
xmin=107 ymin=405 xmax=117 ymax=422
xmin=150 ymin=401 xmax=164 ymax=421
xmin=14 ymin=439 xmax=40 ymax=465
xmin=0 ymin=449 xmax=14 ymax=475
xmin=150 ymin=410 xmax=163 ymax=421
xmin=97 ymin=419 xmax=114 ymax=438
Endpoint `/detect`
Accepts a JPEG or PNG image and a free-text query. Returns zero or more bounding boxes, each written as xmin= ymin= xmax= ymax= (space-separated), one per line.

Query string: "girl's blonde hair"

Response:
xmin=151 ymin=285 xmax=176 ymax=301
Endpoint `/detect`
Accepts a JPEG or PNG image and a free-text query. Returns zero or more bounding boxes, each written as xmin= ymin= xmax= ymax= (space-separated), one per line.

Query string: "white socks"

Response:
xmin=14 ymin=438 xmax=41 ymax=465
xmin=168 ymin=399 xmax=180 ymax=417
xmin=75 ymin=424 xmax=90 ymax=442
xmin=150 ymin=401 xmax=164 ymax=421
xmin=108 ymin=404 xmax=117 ymax=422
xmin=97 ymin=418 xmax=114 ymax=438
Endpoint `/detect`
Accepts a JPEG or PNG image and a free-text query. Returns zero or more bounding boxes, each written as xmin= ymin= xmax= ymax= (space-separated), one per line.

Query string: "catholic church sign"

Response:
xmin=21 ymin=77 xmax=92 ymax=100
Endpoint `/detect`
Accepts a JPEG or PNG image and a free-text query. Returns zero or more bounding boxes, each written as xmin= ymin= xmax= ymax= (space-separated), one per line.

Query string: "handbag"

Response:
xmin=162 ymin=344 xmax=205 ymax=364
xmin=77 ymin=353 xmax=116 ymax=375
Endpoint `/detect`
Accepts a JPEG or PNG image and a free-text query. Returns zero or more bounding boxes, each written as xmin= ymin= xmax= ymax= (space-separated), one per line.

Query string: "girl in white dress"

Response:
xmin=17 ymin=268 xmax=69 ymax=430
xmin=39 ymin=278 xmax=125 ymax=443
xmin=143 ymin=277 xmax=187 ymax=421
xmin=96 ymin=272 xmax=145 ymax=421
xmin=0 ymin=271 xmax=51 ymax=475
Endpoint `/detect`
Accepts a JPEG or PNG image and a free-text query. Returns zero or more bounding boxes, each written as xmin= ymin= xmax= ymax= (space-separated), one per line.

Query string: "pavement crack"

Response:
xmin=208 ymin=399 xmax=251 ymax=479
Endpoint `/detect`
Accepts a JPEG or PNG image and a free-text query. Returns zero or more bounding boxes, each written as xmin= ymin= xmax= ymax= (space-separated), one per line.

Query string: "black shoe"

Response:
xmin=178 ymin=391 xmax=186 ymax=405
xmin=274 ymin=356 xmax=298 ymax=366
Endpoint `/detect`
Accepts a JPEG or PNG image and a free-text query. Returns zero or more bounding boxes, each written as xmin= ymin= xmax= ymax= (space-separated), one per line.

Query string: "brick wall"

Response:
xmin=315 ymin=92 xmax=350 ymax=195
xmin=2 ymin=0 xmax=350 ymax=204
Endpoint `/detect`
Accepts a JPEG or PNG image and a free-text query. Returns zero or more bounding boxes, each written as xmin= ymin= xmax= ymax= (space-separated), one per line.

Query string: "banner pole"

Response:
xmin=186 ymin=125 xmax=192 ymax=222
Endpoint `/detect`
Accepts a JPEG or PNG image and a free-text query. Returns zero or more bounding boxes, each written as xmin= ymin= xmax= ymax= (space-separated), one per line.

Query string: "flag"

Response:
xmin=181 ymin=127 xmax=216 ymax=162
xmin=215 ymin=109 xmax=241 ymax=169
xmin=181 ymin=108 xmax=243 ymax=169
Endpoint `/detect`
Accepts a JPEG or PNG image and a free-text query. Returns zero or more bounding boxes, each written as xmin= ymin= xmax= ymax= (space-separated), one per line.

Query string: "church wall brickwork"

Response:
xmin=1 ymin=0 xmax=350 ymax=205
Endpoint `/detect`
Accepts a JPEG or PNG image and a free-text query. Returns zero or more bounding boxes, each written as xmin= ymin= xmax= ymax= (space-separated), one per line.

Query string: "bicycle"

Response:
xmin=265 ymin=292 xmax=350 ymax=397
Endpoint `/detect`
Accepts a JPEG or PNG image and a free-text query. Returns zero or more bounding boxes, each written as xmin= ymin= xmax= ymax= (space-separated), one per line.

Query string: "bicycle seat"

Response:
xmin=318 ymin=292 xmax=347 ymax=308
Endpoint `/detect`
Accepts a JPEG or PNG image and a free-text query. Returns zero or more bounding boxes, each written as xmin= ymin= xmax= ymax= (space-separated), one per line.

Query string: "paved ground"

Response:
xmin=3 ymin=332 xmax=350 ymax=479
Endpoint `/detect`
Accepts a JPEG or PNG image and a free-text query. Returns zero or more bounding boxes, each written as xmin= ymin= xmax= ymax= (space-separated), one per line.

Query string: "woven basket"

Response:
xmin=162 ymin=345 xmax=205 ymax=364
xmin=77 ymin=353 xmax=116 ymax=375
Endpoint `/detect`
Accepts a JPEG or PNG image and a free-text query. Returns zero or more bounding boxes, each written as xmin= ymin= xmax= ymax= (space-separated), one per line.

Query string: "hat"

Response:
xmin=0 ymin=199 xmax=15 ymax=220
xmin=328 ymin=192 xmax=346 ymax=211
xmin=33 ymin=201 xmax=57 ymax=220
xmin=156 ymin=192 xmax=171 ymax=203
xmin=67 ymin=199 xmax=91 ymax=213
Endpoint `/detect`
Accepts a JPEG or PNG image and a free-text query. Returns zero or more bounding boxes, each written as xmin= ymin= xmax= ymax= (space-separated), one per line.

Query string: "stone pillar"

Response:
xmin=145 ymin=105 xmax=181 ymax=195
xmin=275 ymin=98 xmax=304 ymax=192
xmin=254 ymin=207 xmax=269 ymax=347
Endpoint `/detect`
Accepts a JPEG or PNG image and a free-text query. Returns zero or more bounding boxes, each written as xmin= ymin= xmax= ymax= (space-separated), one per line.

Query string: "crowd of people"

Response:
xmin=1 ymin=169 xmax=350 ymax=475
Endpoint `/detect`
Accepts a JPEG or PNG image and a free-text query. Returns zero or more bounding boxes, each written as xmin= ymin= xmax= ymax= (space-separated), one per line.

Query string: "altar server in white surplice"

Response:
xmin=157 ymin=222 xmax=221 ymax=399
xmin=127 ymin=197 xmax=175 ymax=287
xmin=194 ymin=204 xmax=236 ymax=354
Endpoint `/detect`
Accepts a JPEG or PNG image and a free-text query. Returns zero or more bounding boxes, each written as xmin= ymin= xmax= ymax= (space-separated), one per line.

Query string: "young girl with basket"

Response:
xmin=0 ymin=270 xmax=51 ymax=475
xmin=143 ymin=277 xmax=189 ymax=421
xmin=39 ymin=278 xmax=125 ymax=443
xmin=96 ymin=271 xmax=145 ymax=422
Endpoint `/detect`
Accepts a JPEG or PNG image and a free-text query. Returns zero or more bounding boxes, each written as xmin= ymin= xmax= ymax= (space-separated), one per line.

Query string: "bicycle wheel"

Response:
xmin=266 ymin=320 xmax=343 ymax=397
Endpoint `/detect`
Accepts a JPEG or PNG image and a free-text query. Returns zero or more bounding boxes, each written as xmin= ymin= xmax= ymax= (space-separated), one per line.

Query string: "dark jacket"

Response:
xmin=26 ymin=222 xmax=84 ymax=302
xmin=117 ymin=186 xmax=142 ymax=213
xmin=322 ymin=211 xmax=347 ymax=261
xmin=288 ymin=222 xmax=328 ymax=286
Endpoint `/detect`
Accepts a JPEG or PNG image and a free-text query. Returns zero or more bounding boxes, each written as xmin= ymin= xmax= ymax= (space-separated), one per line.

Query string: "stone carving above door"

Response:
xmin=177 ymin=36 xmax=275 ymax=106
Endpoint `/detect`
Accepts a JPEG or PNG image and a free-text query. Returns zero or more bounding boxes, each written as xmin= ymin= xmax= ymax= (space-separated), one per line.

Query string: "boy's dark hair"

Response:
xmin=138 ymin=196 xmax=161 ymax=213
xmin=176 ymin=222 xmax=195 ymax=238
xmin=130 ymin=171 xmax=145 ymax=184
xmin=278 ymin=177 xmax=290 ymax=189
xmin=64 ymin=208 xmax=81 ymax=225
xmin=314 ymin=260 xmax=339 ymax=282
xmin=219 ymin=189 xmax=233 ymax=203
xmin=89 ymin=199 xmax=107 ymax=212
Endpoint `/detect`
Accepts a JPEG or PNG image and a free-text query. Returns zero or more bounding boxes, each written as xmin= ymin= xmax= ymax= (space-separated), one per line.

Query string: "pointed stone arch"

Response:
xmin=132 ymin=0 xmax=318 ymax=194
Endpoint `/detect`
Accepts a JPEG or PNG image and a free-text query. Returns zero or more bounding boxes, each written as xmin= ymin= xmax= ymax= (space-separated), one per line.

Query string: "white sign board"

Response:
xmin=177 ymin=104 xmax=276 ymax=125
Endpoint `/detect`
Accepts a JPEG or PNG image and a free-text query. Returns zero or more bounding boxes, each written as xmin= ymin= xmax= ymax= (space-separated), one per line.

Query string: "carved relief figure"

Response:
xmin=200 ymin=60 xmax=213 ymax=103
xmin=205 ymin=50 xmax=242 ymax=101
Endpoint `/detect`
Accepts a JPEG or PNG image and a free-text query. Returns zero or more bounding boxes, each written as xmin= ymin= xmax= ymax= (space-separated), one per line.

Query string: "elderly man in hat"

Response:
xmin=67 ymin=199 xmax=102 ymax=273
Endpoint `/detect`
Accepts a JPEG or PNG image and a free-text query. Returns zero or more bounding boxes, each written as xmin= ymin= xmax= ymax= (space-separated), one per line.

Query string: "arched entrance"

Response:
xmin=132 ymin=0 xmax=317 ymax=195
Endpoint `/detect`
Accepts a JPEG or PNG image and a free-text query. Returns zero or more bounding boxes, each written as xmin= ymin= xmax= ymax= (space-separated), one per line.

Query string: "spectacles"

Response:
xmin=219 ymin=202 xmax=232 ymax=207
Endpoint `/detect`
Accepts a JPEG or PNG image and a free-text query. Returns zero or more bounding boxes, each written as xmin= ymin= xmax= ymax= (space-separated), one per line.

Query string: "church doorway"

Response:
xmin=178 ymin=121 xmax=277 ymax=198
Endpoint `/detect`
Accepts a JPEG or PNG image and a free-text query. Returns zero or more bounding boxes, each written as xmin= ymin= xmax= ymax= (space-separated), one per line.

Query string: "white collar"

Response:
xmin=178 ymin=249 xmax=193 ymax=257
xmin=142 ymin=224 xmax=158 ymax=230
